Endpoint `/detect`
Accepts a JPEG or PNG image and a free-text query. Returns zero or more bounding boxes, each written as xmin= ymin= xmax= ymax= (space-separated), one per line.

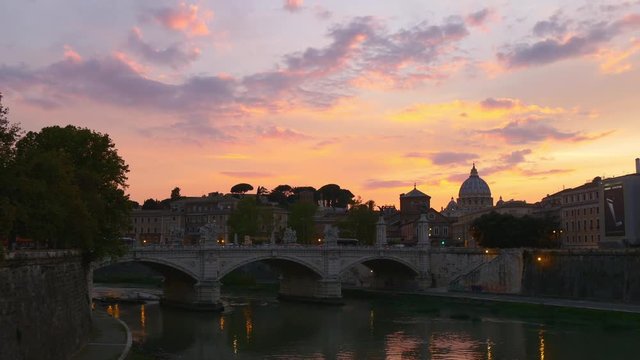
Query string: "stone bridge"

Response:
xmin=95 ymin=243 xmax=433 ymax=310
xmin=94 ymin=217 xmax=497 ymax=310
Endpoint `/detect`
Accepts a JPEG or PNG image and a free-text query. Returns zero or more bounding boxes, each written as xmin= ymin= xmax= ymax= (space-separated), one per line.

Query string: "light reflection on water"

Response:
xmin=98 ymin=288 xmax=639 ymax=360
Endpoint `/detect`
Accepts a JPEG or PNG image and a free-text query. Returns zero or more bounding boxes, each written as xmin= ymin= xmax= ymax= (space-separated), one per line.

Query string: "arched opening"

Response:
xmin=219 ymin=258 xmax=335 ymax=303
xmin=93 ymin=260 xmax=202 ymax=309
xmin=341 ymin=258 xmax=420 ymax=291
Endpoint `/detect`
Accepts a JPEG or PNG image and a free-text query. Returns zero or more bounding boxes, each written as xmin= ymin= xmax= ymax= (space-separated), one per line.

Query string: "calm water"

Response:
xmin=99 ymin=288 xmax=640 ymax=360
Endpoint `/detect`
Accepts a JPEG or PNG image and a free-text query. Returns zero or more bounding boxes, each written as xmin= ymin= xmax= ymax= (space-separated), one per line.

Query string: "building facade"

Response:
xmin=599 ymin=159 xmax=640 ymax=248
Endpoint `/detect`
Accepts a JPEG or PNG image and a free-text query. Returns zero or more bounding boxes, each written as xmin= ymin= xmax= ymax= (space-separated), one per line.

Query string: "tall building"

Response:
xmin=599 ymin=158 xmax=640 ymax=248
xmin=383 ymin=185 xmax=452 ymax=246
xmin=552 ymin=178 xmax=601 ymax=249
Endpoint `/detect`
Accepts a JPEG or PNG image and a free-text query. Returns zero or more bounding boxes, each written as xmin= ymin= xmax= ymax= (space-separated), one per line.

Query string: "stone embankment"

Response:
xmin=449 ymin=248 xmax=640 ymax=303
xmin=0 ymin=250 xmax=91 ymax=360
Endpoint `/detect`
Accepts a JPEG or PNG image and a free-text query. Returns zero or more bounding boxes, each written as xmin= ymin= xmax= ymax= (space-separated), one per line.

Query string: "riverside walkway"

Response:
xmin=391 ymin=287 xmax=640 ymax=314
xmin=71 ymin=310 xmax=131 ymax=360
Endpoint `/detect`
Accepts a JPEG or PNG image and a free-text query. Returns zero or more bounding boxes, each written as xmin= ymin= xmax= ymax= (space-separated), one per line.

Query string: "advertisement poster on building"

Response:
xmin=604 ymin=184 xmax=625 ymax=236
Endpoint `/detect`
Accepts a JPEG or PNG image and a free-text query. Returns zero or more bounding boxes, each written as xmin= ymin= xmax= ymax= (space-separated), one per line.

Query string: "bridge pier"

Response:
xmin=161 ymin=278 xmax=223 ymax=311
xmin=278 ymin=276 xmax=343 ymax=305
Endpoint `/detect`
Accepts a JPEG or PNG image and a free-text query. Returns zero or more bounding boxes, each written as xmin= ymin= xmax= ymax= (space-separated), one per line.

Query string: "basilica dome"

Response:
xmin=456 ymin=164 xmax=493 ymax=213
xmin=458 ymin=164 xmax=491 ymax=198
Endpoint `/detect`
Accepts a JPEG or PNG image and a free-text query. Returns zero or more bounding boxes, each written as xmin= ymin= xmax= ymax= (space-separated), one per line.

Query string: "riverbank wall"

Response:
xmin=446 ymin=248 xmax=640 ymax=303
xmin=0 ymin=250 xmax=91 ymax=360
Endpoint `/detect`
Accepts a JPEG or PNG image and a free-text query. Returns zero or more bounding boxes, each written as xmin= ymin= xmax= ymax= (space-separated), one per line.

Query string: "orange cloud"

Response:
xmin=391 ymin=98 xmax=567 ymax=123
xmin=595 ymin=39 xmax=640 ymax=74
xmin=153 ymin=2 xmax=213 ymax=37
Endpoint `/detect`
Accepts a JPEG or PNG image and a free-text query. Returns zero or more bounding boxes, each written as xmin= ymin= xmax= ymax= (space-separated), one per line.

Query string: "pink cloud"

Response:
xmin=151 ymin=2 xmax=213 ymax=37
xmin=63 ymin=45 xmax=82 ymax=63
xmin=364 ymin=179 xmax=414 ymax=189
xmin=257 ymin=126 xmax=310 ymax=140
xmin=126 ymin=27 xmax=200 ymax=68
xmin=283 ymin=0 xmax=304 ymax=13
xmin=465 ymin=8 xmax=494 ymax=27
xmin=497 ymin=12 xmax=640 ymax=69
xmin=479 ymin=119 xmax=612 ymax=144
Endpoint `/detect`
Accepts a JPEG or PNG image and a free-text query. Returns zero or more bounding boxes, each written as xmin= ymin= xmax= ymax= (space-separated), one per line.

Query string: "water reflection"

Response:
xmin=539 ymin=329 xmax=545 ymax=360
xmin=244 ymin=307 xmax=253 ymax=341
xmin=486 ymin=339 xmax=493 ymax=360
xmin=106 ymin=304 xmax=120 ymax=319
xmin=101 ymin=288 xmax=640 ymax=360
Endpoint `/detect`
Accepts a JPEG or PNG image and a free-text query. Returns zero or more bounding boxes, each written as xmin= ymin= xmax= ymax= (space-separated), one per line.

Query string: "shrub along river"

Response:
xmin=95 ymin=286 xmax=640 ymax=359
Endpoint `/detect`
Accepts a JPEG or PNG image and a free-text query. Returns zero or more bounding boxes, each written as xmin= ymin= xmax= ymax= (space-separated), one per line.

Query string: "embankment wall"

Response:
xmin=0 ymin=251 xmax=91 ymax=360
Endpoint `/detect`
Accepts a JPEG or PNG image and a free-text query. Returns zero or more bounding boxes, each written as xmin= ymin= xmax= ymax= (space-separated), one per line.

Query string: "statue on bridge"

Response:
xmin=199 ymin=223 xmax=218 ymax=246
xmin=323 ymin=225 xmax=338 ymax=247
xmin=169 ymin=227 xmax=184 ymax=246
xmin=283 ymin=227 xmax=297 ymax=244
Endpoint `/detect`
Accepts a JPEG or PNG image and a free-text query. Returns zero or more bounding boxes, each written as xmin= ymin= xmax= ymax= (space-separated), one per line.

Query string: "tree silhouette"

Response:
xmin=230 ymin=183 xmax=254 ymax=194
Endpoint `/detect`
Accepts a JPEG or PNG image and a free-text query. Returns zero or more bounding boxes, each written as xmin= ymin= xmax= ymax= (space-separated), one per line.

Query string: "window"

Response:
xmin=443 ymin=227 xmax=448 ymax=236
xmin=590 ymin=220 xmax=593 ymax=229
xmin=434 ymin=227 xmax=440 ymax=235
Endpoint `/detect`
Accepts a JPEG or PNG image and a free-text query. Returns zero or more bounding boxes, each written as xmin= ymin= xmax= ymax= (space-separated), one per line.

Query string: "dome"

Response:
xmin=445 ymin=197 xmax=458 ymax=211
xmin=458 ymin=164 xmax=491 ymax=198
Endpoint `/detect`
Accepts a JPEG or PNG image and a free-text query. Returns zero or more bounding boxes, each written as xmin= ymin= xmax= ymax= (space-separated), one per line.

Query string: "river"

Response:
xmin=96 ymin=286 xmax=640 ymax=359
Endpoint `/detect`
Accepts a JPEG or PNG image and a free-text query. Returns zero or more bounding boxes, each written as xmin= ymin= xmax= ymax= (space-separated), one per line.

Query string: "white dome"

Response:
xmin=458 ymin=164 xmax=491 ymax=198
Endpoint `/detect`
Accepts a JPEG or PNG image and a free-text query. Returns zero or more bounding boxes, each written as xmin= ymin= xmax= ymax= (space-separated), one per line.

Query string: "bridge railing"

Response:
xmin=128 ymin=243 xmax=428 ymax=252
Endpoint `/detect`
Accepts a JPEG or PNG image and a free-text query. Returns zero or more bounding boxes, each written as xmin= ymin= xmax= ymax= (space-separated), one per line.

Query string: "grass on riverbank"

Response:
xmin=343 ymin=289 xmax=640 ymax=331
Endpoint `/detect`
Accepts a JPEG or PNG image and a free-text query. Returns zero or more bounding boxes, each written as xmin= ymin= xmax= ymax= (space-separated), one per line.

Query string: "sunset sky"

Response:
xmin=1 ymin=0 xmax=639 ymax=208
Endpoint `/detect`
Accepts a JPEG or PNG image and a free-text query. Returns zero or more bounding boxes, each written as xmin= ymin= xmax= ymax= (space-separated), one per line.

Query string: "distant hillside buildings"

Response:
xmin=127 ymin=158 xmax=640 ymax=249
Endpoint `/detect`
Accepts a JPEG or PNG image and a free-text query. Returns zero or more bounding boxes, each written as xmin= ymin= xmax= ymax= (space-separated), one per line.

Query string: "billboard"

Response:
xmin=604 ymin=184 xmax=625 ymax=236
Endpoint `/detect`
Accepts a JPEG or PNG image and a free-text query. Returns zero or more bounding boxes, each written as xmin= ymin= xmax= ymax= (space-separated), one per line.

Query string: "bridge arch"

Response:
xmin=95 ymin=256 xmax=200 ymax=282
xmin=339 ymin=255 xmax=420 ymax=277
xmin=218 ymin=255 xmax=324 ymax=279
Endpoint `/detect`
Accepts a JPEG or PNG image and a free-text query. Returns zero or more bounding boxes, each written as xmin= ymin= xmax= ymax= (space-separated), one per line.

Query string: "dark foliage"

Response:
xmin=471 ymin=212 xmax=561 ymax=248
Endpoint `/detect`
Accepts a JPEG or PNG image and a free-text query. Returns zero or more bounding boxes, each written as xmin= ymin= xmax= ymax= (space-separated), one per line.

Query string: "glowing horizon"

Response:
xmin=2 ymin=0 xmax=639 ymax=209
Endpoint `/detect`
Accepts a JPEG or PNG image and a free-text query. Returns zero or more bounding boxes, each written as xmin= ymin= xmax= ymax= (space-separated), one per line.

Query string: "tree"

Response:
xmin=227 ymin=197 xmax=260 ymax=240
xmin=230 ymin=183 xmax=254 ymax=195
xmin=0 ymin=93 xmax=21 ymax=167
xmin=142 ymin=199 xmax=162 ymax=210
xmin=0 ymin=93 xmax=20 ymax=240
xmin=288 ymin=202 xmax=317 ymax=244
xmin=318 ymin=184 xmax=354 ymax=208
xmin=471 ymin=212 xmax=561 ymax=248
xmin=9 ymin=125 xmax=131 ymax=259
xmin=339 ymin=200 xmax=378 ymax=245
xmin=170 ymin=187 xmax=182 ymax=199
xmin=268 ymin=184 xmax=293 ymax=207
xmin=318 ymin=184 xmax=340 ymax=207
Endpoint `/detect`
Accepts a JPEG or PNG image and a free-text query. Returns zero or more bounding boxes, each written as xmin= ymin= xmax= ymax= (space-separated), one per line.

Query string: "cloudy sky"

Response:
xmin=1 ymin=0 xmax=639 ymax=208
